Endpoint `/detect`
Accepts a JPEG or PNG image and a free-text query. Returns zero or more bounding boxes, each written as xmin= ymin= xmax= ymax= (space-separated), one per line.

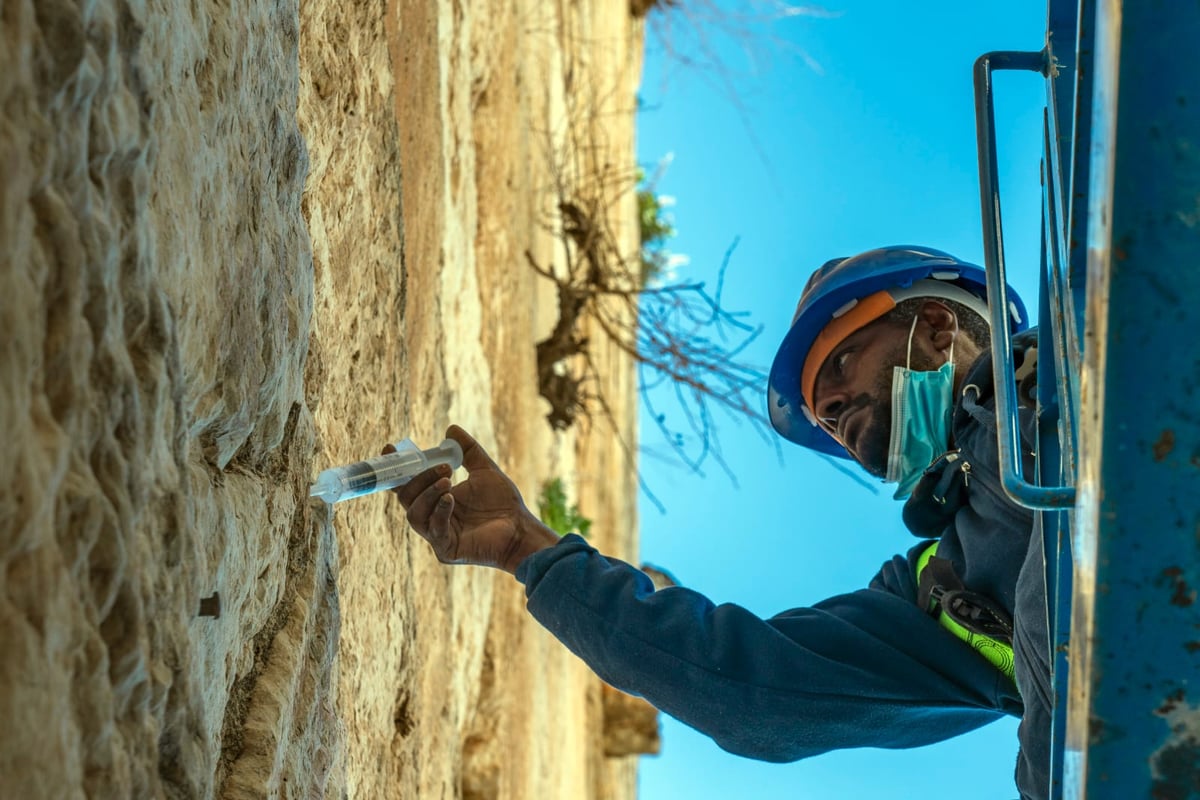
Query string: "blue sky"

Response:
xmin=634 ymin=2 xmax=1046 ymax=798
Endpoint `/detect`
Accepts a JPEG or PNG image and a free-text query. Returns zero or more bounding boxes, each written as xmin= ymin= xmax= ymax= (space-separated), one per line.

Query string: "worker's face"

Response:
xmin=810 ymin=305 xmax=954 ymax=476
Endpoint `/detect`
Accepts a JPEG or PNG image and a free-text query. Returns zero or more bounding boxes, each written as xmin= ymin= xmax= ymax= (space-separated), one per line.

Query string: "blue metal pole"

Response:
xmin=1065 ymin=0 xmax=1200 ymax=797
xmin=1047 ymin=0 xmax=1096 ymax=329
xmin=1044 ymin=0 xmax=1088 ymax=470
xmin=1037 ymin=232 xmax=1075 ymax=799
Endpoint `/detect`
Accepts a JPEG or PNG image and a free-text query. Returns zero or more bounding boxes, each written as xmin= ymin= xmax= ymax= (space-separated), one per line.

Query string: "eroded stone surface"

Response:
xmin=2 ymin=0 xmax=645 ymax=796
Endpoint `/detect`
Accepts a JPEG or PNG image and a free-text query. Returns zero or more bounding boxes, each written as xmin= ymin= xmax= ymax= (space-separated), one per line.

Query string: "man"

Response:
xmin=393 ymin=245 xmax=1052 ymax=799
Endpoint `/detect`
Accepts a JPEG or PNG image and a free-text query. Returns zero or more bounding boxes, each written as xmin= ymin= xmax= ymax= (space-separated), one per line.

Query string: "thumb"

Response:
xmin=446 ymin=425 xmax=500 ymax=474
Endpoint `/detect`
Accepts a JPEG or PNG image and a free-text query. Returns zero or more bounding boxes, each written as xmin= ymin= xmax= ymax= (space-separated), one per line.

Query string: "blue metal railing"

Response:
xmin=973 ymin=43 xmax=1081 ymax=800
xmin=972 ymin=48 xmax=1077 ymax=512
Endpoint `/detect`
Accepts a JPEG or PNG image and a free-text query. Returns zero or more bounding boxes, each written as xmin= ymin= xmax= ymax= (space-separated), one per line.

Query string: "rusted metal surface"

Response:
xmin=1149 ymin=690 xmax=1200 ymax=800
xmin=1061 ymin=0 xmax=1200 ymax=797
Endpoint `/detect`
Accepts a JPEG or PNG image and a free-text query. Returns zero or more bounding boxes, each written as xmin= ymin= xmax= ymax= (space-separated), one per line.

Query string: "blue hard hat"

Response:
xmin=767 ymin=245 xmax=1029 ymax=458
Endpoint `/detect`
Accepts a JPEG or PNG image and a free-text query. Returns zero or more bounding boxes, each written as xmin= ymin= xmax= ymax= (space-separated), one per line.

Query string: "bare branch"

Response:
xmin=527 ymin=49 xmax=772 ymax=503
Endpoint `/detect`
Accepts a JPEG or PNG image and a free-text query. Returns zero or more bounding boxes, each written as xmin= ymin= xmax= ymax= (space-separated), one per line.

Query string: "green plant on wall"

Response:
xmin=538 ymin=478 xmax=592 ymax=538
xmin=638 ymin=169 xmax=676 ymax=286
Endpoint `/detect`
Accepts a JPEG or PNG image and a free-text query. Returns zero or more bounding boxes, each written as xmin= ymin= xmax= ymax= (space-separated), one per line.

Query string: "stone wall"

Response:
xmin=1 ymin=0 xmax=645 ymax=796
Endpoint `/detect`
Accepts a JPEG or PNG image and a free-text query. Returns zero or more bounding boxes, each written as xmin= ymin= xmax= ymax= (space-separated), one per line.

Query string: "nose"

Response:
xmin=813 ymin=389 xmax=849 ymax=434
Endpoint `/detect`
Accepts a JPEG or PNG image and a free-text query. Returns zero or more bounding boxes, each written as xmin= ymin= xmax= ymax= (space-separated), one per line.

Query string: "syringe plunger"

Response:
xmin=309 ymin=438 xmax=464 ymax=504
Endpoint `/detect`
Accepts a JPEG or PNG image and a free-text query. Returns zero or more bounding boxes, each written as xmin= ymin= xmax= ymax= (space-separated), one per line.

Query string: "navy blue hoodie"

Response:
xmin=516 ymin=330 xmax=1050 ymax=799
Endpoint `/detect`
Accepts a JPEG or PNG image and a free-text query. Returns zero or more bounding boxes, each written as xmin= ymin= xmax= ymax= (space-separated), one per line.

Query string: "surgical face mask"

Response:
xmin=886 ymin=317 xmax=955 ymax=499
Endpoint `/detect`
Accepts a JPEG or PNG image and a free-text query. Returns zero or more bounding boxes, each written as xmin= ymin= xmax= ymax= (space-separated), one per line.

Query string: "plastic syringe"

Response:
xmin=309 ymin=438 xmax=464 ymax=504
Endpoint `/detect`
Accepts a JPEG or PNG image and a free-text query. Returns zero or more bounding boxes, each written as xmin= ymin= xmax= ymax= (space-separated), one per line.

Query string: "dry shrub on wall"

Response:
xmin=527 ymin=68 xmax=771 ymax=505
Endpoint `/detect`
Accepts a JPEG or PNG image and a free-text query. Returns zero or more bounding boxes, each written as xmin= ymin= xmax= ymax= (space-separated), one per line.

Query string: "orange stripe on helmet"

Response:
xmin=800 ymin=290 xmax=898 ymax=416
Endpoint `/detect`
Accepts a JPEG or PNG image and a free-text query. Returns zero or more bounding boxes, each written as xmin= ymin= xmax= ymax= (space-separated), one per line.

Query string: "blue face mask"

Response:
xmin=886 ymin=317 xmax=955 ymax=500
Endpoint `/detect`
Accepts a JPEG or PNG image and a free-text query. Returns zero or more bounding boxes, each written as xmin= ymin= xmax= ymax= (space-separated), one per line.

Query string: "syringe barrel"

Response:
xmin=310 ymin=438 xmax=465 ymax=503
xmin=421 ymin=439 xmax=464 ymax=473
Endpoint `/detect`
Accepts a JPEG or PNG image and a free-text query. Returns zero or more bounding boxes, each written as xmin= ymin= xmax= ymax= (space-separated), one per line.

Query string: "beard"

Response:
xmin=844 ymin=336 xmax=945 ymax=478
xmin=844 ymin=392 xmax=891 ymax=478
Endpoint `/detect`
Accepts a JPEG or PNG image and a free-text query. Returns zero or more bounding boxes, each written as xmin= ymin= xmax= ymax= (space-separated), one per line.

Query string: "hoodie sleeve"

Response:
xmin=517 ymin=535 xmax=1022 ymax=762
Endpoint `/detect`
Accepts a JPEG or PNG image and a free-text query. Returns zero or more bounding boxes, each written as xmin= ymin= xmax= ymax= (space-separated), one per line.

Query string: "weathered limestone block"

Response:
xmin=602 ymin=684 xmax=662 ymax=757
xmin=3 ymin=0 xmax=645 ymax=796
xmin=2 ymin=0 xmax=339 ymax=796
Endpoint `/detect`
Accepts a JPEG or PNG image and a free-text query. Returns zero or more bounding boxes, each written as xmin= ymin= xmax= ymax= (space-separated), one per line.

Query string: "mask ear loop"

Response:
xmin=947 ymin=319 xmax=958 ymax=367
xmin=905 ymin=315 xmax=919 ymax=370
xmin=907 ymin=314 xmax=960 ymax=370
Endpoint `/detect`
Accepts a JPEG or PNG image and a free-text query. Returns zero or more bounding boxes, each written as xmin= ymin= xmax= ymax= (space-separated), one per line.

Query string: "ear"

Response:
xmin=917 ymin=299 xmax=958 ymax=352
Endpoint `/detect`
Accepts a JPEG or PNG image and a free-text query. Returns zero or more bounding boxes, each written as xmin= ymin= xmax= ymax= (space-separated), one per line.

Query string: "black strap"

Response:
xmin=903 ymin=451 xmax=971 ymax=538
xmin=917 ymin=555 xmax=1015 ymax=646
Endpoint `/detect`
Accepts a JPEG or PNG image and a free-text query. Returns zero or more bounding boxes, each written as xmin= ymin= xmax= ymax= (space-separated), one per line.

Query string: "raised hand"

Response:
xmin=389 ymin=425 xmax=560 ymax=574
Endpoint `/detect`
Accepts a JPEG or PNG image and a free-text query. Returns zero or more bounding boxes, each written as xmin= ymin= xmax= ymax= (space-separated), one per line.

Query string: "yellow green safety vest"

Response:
xmin=915 ymin=541 xmax=1016 ymax=681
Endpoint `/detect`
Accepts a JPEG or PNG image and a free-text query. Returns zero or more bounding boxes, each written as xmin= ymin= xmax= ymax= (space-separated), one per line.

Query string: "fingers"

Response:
xmin=403 ymin=473 xmax=452 ymax=533
xmin=390 ymin=461 xmax=453 ymax=508
xmin=426 ymin=492 xmax=455 ymax=552
xmin=446 ymin=424 xmax=500 ymax=474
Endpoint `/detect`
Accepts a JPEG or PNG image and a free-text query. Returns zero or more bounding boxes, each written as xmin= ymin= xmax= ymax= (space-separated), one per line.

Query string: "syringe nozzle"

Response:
xmin=309 ymin=472 xmax=343 ymax=504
